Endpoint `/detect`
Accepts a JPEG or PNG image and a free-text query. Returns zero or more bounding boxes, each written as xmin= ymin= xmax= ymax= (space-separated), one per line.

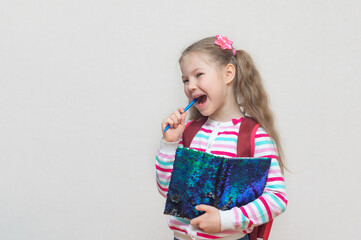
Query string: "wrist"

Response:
xmin=162 ymin=136 xmax=179 ymax=143
xmin=159 ymin=139 xmax=179 ymax=154
xmin=219 ymin=209 xmax=235 ymax=232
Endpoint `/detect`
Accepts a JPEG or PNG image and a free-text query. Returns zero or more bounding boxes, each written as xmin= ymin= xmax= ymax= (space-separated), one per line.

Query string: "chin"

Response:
xmin=197 ymin=109 xmax=213 ymax=118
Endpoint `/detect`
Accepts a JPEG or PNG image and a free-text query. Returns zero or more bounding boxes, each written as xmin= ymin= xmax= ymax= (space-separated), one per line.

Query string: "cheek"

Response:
xmin=183 ymin=85 xmax=187 ymax=93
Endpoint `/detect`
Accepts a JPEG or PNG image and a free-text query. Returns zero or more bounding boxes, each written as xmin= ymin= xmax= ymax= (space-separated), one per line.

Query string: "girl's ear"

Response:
xmin=223 ymin=63 xmax=236 ymax=85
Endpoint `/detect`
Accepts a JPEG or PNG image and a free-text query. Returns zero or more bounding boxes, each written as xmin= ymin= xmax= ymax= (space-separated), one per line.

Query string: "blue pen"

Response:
xmin=163 ymin=98 xmax=198 ymax=132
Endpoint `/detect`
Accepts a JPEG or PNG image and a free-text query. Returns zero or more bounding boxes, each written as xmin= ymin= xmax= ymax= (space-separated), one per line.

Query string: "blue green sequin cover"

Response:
xmin=164 ymin=147 xmax=271 ymax=220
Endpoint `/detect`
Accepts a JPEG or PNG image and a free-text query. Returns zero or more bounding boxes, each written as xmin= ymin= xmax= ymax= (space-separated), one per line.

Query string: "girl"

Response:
xmin=156 ymin=35 xmax=287 ymax=240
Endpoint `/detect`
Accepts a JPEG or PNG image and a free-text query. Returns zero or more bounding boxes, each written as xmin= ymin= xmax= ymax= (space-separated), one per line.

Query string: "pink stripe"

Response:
xmin=247 ymin=204 xmax=260 ymax=225
xmin=158 ymin=174 xmax=171 ymax=180
xmin=220 ymin=125 xmax=239 ymax=130
xmin=211 ymin=151 xmax=237 ymax=157
xmin=255 ymin=148 xmax=276 ymax=154
xmin=255 ymin=134 xmax=269 ymax=138
xmin=192 ymin=147 xmax=205 ymax=152
xmin=212 ymin=144 xmax=237 ymax=151
xmin=169 ymin=219 xmax=188 ymax=226
xmin=157 ymin=151 xmax=174 ymax=160
xmin=259 ymin=196 xmax=273 ymax=221
xmin=169 ymin=226 xmax=187 ymax=234
xmin=265 ymin=195 xmax=281 ymax=215
xmin=233 ymin=208 xmax=239 ymax=228
xmin=196 ymin=232 xmax=221 ymax=239
xmin=191 ymin=140 xmax=208 ymax=146
xmin=179 ymin=140 xmax=183 ymax=145
xmin=218 ymin=131 xmax=238 ymax=136
xmin=156 ymin=165 xmax=172 ymax=173
xmin=267 ymin=177 xmax=284 ymax=182
xmin=268 ymin=169 xmax=281 ymax=174
xmin=200 ymin=128 xmax=212 ymax=133
xmin=274 ymin=192 xmax=288 ymax=205
xmin=240 ymin=207 xmax=248 ymax=218
xmin=157 ymin=181 xmax=168 ymax=192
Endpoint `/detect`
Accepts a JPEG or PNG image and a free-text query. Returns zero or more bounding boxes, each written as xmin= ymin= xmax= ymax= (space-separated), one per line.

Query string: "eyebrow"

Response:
xmin=181 ymin=68 xmax=203 ymax=79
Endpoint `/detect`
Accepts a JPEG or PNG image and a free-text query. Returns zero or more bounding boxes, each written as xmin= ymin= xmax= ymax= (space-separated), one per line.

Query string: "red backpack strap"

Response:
xmin=237 ymin=116 xmax=259 ymax=157
xmin=182 ymin=117 xmax=208 ymax=148
xmin=262 ymin=219 xmax=273 ymax=240
xmin=249 ymin=220 xmax=273 ymax=240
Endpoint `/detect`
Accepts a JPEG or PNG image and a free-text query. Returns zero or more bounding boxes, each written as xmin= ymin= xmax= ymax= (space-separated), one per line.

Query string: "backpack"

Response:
xmin=182 ymin=116 xmax=273 ymax=240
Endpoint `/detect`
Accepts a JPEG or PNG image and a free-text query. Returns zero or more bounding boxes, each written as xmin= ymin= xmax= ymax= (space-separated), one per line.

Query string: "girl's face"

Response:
xmin=180 ymin=52 xmax=232 ymax=120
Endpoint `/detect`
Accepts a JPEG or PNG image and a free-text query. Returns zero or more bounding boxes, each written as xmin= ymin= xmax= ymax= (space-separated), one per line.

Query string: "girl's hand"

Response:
xmin=161 ymin=107 xmax=187 ymax=142
xmin=190 ymin=205 xmax=221 ymax=234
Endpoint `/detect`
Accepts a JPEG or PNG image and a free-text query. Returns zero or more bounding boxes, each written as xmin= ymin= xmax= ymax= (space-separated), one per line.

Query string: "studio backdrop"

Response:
xmin=1 ymin=0 xmax=360 ymax=239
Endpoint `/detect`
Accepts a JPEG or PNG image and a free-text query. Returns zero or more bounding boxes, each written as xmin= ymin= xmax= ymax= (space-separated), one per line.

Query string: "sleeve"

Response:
xmin=155 ymin=122 xmax=189 ymax=198
xmin=155 ymin=139 xmax=179 ymax=198
xmin=219 ymin=127 xmax=288 ymax=233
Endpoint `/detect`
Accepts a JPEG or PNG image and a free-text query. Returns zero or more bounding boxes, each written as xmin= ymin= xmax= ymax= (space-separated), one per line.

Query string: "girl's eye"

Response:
xmin=183 ymin=79 xmax=189 ymax=84
xmin=196 ymin=73 xmax=203 ymax=78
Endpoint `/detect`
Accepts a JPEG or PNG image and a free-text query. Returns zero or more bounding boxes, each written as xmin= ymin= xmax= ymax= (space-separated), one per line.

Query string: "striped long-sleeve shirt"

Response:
xmin=156 ymin=117 xmax=287 ymax=240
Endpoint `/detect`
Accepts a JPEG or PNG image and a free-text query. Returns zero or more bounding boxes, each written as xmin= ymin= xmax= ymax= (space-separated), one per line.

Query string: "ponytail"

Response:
xmin=234 ymin=50 xmax=286 ymax=173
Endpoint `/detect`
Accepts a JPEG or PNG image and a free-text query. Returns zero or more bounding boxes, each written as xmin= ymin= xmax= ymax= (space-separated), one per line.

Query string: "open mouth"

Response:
xmin=197 ymin=95 xmax=207 ymax=105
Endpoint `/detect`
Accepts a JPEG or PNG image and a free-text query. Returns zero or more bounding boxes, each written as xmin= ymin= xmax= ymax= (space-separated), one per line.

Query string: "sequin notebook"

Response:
xmin=164 ymin=147 xmax=271 ymax=220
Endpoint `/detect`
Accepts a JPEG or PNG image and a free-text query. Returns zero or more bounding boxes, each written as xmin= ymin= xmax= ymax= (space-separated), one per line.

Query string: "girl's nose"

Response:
xmin=188 ymin=80 xmax=197 ymax=91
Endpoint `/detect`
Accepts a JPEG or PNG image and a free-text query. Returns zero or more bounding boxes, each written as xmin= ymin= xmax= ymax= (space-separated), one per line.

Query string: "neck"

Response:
xmin=209 ymin=95 xmax=244 ymax=122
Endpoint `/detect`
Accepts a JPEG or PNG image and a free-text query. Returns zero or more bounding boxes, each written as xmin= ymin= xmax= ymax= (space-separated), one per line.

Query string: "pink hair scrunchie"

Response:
xmin=214 ymin=35 xmax=237 ymax=56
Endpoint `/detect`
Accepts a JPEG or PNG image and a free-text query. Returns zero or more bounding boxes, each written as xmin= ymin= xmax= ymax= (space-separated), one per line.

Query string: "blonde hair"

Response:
xmin=179 ymin=36 xmax=287 ymax=173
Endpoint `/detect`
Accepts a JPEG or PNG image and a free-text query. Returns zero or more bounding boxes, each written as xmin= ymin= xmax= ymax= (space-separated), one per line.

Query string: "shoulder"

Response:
xmin=254 ymin=126 xmax=275 ymax=144
xmin=253 ymin=126 xmax=278 ymax=159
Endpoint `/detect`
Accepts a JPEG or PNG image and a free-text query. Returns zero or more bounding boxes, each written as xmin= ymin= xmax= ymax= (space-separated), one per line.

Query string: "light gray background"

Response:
xmin=1 ymin=0 xmax=360 ymax=239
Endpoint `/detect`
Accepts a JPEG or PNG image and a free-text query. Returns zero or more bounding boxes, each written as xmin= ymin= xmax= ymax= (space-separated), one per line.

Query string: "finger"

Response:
xmin=177 ymin=107 xmax=186 ymax=126
xmin=190 ymin=216 xmax=201 ymax=226
xmin=170 ymin=114 xmax=179 ymax=128
xmin=161 ymin=120 xmax=168 ymax=131
xmin=167 ymin=119 xmax=174 ymax=129
xmin=180 ymin=111 xmax=187 ymax=126
xmin=196 ymin=204 xmax=212 ymax=212
xmin=172 ymin=108 xmax=184 ymax=126
xmin=174 ymin=108 xmax=183 ymax=120
xmin=178 ymin=107 xmax=185 ymax=114
xmin=162 ymin=117 xmax=175 ymax=130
